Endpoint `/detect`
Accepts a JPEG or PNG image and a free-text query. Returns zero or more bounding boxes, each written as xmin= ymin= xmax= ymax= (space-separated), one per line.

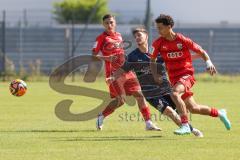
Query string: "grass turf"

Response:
xmin=0 ymin=78 xmax=239 ymax=160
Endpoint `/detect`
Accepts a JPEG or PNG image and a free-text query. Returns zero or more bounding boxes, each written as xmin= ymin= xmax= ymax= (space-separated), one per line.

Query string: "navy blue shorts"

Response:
xmin=146 ymin=94 xmax=176 ymax=113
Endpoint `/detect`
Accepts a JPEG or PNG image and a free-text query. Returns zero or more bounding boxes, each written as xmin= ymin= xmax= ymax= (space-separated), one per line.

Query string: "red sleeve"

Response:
xmin=92 ymin=34 xmax=104 ymax=55
xmin=150 ymin=40 xmax=160 ymax=59
xmin=179 ymin=34 xmax=206 ymax=54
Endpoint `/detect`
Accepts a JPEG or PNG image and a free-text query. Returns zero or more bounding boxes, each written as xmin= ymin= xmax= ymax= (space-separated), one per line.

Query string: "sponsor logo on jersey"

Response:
xmin=140 ymin=66 xmax=151 ymax=74
xmin=104 ymin=37 xmax=123 ymax=50
xmin=167 ymin=51 xmax=183 ymax=58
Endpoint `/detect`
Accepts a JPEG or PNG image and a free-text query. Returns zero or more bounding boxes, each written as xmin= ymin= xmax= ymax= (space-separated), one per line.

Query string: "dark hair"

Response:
xmin=132 ymin=26 xmax=148 ymax=35
xmin=155 ymin=14 xmax=174 ymax=27
xmin=102 ymin=14 xmax=115 ymax=21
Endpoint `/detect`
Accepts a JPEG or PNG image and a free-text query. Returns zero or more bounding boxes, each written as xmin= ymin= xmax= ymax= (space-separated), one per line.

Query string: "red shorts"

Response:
xmin=172 ymin=75 xmax=195 ymax=100
xmin=108 ymin=71 xmax=141 ymax=98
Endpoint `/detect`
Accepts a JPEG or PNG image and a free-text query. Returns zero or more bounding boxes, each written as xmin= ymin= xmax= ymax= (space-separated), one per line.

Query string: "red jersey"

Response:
xmin=151 ymin=33 xmax=205 ymax=84
xmin=92 ymin=31 xmax=125 ymax=78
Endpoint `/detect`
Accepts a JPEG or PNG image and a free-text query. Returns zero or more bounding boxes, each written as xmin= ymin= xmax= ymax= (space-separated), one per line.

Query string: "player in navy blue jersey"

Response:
xmin=107 ymin=26 xmax=203 ymax=137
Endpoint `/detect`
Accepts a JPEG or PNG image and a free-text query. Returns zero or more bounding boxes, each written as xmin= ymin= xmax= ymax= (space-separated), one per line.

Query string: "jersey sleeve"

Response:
xmin=180 ymin=34 xmax=206 ymax=54
xmin=92 ymin=35 xmax=104 ymax=55
xmin=150 ymin=40 xmax=160 ymax=59
xmin=121 ymin=54 xmax=134 ymax=72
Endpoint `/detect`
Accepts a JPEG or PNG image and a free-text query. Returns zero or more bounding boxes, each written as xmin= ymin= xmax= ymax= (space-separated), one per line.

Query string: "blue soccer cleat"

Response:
xmin=174 ymin=124 xmax=191 ymax=135
xmin=219 ymin=109 xmax=231 ymax=130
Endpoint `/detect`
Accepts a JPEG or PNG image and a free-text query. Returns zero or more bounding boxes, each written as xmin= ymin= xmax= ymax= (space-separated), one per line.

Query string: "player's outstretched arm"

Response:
xmin=93 ymin=54 xmax=118 ymax=62
xmin=182 ymin=35 xmax=218 ymax=76
xmin=195 ymin=51 xmax=218 ymax=76
xmin=191 ymin=53 xmax=202 ymax=60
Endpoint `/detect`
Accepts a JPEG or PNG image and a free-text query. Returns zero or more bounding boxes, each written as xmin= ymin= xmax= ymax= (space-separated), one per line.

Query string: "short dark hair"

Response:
xmin=132 ymin=26 xmax=148 ymax=35
xmin=102 ymin=14 xmax=115 ymax=21
xmin=155 ymin=14 xmax=174 ymax=27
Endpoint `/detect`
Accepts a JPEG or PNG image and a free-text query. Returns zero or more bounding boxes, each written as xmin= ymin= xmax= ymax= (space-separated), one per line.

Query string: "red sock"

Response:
xmin=102 ymin=106 xmax=115 ymax=118
xmin=210 ymin=108 xmax=219 ymax=117
xmin=180 ymin=115 xmax=188 ymax=124
xmin=140 ymin=106 xmax=151 ymax=121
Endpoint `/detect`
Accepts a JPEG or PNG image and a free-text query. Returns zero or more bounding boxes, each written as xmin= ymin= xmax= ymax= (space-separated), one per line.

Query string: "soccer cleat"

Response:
xmin=145 ymin=121 xmax=162 ymax=131
xmin=174 ymin=124 xmax=191 ymax=135
xmin=219 ymin=109 xmax=231 ymax=130
xmin=192 ymin=128 xmax=204 ymax=138
xmin=96 ymin=114 xmax=104 ymax=130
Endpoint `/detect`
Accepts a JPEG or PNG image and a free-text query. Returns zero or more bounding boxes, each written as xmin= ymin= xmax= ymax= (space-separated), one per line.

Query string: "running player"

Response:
xmin=150 ymin=14 xmax=231 ymax=135
xmin=109 ymin=26 xmax=203 ymax=137
xmin=91 ymin=14 xmax=160 ymax=131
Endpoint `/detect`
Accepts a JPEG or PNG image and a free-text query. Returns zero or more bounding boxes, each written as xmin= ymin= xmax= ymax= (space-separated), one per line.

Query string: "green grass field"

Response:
xmin=0 ymin=77 xmax=240 ymax=160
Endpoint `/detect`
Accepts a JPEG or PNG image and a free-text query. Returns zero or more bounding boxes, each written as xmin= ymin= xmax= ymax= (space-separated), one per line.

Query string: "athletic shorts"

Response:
xmin=108 ymin=71 xmax=141 ymax=98
xmin=147 ymin=94 xmax=176 ymax=113
xmin=172 ymin=75 xmax=195 ymax=100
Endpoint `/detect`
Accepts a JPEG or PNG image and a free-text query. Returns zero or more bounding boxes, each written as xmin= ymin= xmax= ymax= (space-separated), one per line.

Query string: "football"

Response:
xmin=9 ymin=79 xmax=27 ymax=97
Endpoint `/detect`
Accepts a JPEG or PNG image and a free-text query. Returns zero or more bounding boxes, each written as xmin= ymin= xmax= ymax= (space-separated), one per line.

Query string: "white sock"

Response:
xmin=145 ymin=120 xmax=152 ymax=125
xmin=182 ymin=123 xmax=189 ymax=127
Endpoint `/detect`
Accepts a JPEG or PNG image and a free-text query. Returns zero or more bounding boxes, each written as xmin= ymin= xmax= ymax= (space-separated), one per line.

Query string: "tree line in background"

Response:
xmin=53 ymin=0 xmax=108 ymax=24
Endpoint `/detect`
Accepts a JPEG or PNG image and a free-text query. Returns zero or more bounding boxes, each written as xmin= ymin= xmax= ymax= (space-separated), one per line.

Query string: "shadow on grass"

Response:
xmin=0 ymin=129 xmax=96 ymax=133
xmin=0 ymin=130 xmax=185 ymax=141
xmin=52 ymin=135 xmax=165 ymax=142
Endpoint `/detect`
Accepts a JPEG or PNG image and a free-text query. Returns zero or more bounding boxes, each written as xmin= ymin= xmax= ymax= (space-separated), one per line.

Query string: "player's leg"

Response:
xmin=165 ymin=95 xmax=204 ymax=137
xmin=101 ymin=96 xmax=124 ymax=117
xmin=96 ymin=80 xmax=125 ymax=130
xmin=123 ymin=73 xmax=161 ymax=131
xmin=147 ymin=96 xmax=181 ymax=126
xmin=163 ymin=107 xmax=203 ymax=137
xmin=96 ymin=96 xmax=125 ymax=130
xmin=171 ymin=82 xmax=191 ymax=135
xmin=147 ymin=95 xmax=203 ymax=137
xmin=131 ymin=91 xmax=161 ymax=131
xmin=163 ymin=106 xmax=181 ymax=126
xmin=184 ymin=96 xmax=231 ymax=130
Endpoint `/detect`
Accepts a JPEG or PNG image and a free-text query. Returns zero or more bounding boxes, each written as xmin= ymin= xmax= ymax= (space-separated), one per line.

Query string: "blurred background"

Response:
xmin=0 ymin=0 xmax=239 ymax=81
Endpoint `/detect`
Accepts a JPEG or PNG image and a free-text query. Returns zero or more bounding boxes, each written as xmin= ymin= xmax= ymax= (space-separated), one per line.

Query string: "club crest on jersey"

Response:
xmin=177 ymin=43 xmax=183 ymax=50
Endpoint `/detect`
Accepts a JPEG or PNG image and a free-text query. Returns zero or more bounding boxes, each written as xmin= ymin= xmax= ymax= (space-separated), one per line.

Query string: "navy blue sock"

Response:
xmin=189 ymin=124 xmax=193 ymax=131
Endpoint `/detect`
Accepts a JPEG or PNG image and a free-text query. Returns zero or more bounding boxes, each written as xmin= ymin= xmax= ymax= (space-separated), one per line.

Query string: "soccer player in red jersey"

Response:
xmin=92 ymin=14 xmax=160 ymax=131
xmin=109 ymin=26 xmax=203 ymax=137
xmin=150 ymin=14 xmax=231 ymax=135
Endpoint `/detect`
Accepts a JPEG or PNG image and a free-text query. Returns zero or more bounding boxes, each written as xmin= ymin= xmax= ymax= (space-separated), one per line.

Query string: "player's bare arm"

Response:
xmin=106 ymin=68 xmax=125 ymax=84
xmin=195 ymin=50 xmax=217 ymax=76
xmin=150 ymin=58 xmax=163 ymax=84
xmin=183 ymin=34 xmax=218 ymax=76
xmin=93 ymin=54 xmax=118 ymax=62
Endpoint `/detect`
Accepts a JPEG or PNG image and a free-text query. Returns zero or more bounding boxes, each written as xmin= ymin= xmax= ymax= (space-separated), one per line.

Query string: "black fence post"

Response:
xmin=0 ymin=10 xmax=6 ymax=81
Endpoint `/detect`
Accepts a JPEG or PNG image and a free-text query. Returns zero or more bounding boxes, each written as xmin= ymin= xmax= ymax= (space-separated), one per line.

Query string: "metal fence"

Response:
xmin=0 ymin=10 xmax=240 ymax=76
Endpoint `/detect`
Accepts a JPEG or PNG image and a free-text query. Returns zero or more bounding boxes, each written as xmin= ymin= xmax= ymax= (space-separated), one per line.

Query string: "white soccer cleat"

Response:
xmin=192 ymin=128 xmax=204 ymax=138
xmin=96 ymin=114 xmax=104 ymax=131
xmin=145 ymin=120 xmax=162 ymax=131
xmin=174 ymin=124 xmax=191 ymax=135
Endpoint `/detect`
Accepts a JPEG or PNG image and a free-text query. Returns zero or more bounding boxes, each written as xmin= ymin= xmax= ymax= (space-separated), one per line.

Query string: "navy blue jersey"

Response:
xmin=121 ymin=48 xmax=172 ymax=99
